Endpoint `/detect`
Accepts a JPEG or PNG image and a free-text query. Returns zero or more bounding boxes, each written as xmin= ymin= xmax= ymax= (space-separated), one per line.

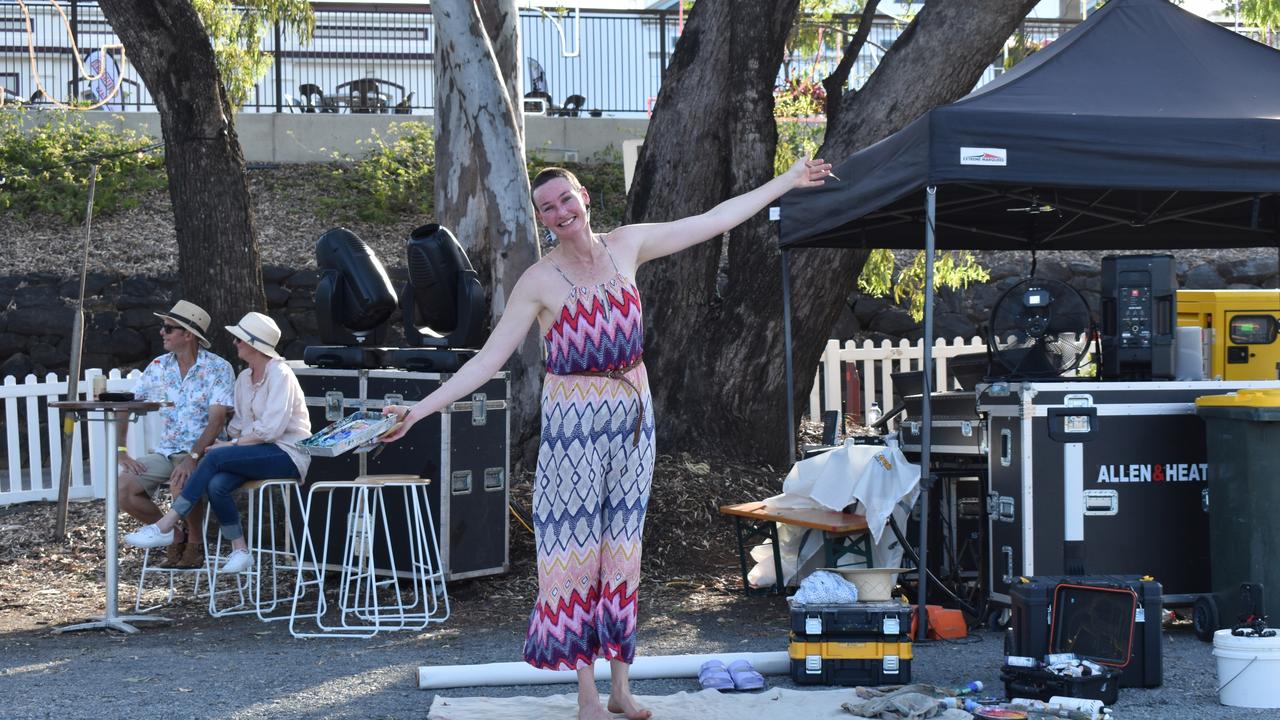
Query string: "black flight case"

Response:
xmin=977 ymin=380 xmax=1273 ymax=609
xmin=291 ymin=363 xmax=511 ymax=581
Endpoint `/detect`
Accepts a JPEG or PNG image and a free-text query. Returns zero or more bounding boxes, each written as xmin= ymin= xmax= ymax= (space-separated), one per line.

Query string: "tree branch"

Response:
xmin=822 ymin=0 xmax=881 ymax=124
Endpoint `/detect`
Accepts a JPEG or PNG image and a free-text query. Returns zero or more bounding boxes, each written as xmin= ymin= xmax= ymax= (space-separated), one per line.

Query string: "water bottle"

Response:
xmin=865 ymin=401 xmax=882 ymax=426
xmin=954 ymin=680 xmax=983 ymax=696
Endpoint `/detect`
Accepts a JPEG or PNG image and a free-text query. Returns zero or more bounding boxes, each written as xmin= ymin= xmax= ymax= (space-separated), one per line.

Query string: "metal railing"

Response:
xmin=1 ymin=2 xmax=1090 ymax=116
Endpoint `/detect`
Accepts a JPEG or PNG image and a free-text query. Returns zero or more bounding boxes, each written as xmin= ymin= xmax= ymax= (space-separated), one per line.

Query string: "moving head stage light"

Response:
xmin=383 ymin=223 xmax=484 ymax=372
xmin=304 ymin=227 xmax=398 ymax=369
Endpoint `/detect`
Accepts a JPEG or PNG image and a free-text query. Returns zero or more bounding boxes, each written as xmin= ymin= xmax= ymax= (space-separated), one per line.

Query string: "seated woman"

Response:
xmin=125 ymin=312 xmax=311 ymax=573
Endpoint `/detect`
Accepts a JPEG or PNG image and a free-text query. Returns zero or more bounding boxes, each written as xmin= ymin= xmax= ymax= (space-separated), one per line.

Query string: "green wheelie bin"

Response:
xmin=1194 ymin=390 xmax=1280 ymax=640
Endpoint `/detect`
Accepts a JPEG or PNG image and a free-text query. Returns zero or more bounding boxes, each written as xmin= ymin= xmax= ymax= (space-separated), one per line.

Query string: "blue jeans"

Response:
xmin=171 ymin=444 xmax=299 ymax=540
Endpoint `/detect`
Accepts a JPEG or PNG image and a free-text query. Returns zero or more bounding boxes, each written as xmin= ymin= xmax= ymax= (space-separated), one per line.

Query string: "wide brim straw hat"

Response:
xmin=154 ymin=300 xmax=212 ymax=349
xmin=226 ymin=311 xmax=282 ymax=359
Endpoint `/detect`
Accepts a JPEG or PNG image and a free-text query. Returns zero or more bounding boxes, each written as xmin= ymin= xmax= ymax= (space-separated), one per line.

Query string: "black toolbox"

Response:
xmin=788 ymin=635 xmax=913 ymax=686
xmin=1001 ymin=664 xmax=1121 ymax=705
xmin=788 ymin=599 xmax=914 ymax=638
xmin=1009 ymin=575 xmax=1162 ymax=688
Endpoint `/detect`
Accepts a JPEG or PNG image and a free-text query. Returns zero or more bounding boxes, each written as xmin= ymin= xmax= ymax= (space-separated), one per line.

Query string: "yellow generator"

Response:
xmin=1177 ymin=289 xmax=1280 ymax=380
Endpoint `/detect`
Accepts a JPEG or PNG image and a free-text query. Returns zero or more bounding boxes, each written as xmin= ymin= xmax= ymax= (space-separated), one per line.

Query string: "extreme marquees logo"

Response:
xmin=960 ymin=147 xmax=1008 ymax=166
xmin=1094 ymin=463 xmax=1209 ymax=483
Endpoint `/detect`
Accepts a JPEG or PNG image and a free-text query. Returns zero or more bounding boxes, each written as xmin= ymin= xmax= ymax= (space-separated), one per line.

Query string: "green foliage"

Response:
xmin=1003 ymin=32 xmax=1045 ymax=70
xmin=192 ymin=0 xmax=313 ymax=109
xmin=858 ymin=248 xmax=990 ymax=321
xmin=0 ymin=108 xmax=165 ymax=221
xmin=1232 ymin=0 xmax=1280 ymax=31
xmin=321 ymin=125 xmax=628 ymax=230
xmin=775 ymin=119 xmax=826 ymax=177
xmin=774 ymin=77 xmax=827 ymax=176
xmin=319 ymin=122 xmax=436 ymax=224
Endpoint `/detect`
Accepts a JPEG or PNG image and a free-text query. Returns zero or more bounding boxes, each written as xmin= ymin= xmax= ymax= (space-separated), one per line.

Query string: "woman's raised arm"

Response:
xmin=617 ymin=157 xmax=832 ymax=266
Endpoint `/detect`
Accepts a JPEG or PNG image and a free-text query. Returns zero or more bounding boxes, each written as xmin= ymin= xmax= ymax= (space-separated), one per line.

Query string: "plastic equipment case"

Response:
xmin=1000 ymin=664 xmax=1121 ymax=705
xmin=1008 ymin=575 xmax=1162 ymax=688
xmin=292 ymin=363 xmax=510 ymax=580
xmin=788 ymin=635 xmax=913 ymax=686
xmin=978 ymin=380 xmax=1274 ymax=607
xmin=788 ymin=599 xmax=913 ymax=685
xmin=788 ymin=599 xmax=913 ymax=638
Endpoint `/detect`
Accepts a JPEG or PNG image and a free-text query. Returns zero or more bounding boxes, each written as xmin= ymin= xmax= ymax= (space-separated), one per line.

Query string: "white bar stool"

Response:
xmin=206 ymin=478 xmax=306 ymax=621
xmin=289 ymin=474 xmax=448 ymax=638
xmin=133 ymin=544 xmax=209 ymax=613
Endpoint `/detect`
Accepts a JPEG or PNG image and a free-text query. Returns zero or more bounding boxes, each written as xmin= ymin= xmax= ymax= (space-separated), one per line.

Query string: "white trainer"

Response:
xmin=220 ymin=548 xmax=254 ymax=574
xmin=123 ymin=523 xmax=175 ymax=549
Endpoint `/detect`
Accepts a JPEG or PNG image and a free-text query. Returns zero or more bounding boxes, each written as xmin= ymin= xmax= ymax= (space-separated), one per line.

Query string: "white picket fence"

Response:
xmin=0 ymin=369 xmax=156 ymax=506
xmin=808 ymin=336 xmax=989 ymax=426
xmin=0 ymin=341 xmax=974 ymax=505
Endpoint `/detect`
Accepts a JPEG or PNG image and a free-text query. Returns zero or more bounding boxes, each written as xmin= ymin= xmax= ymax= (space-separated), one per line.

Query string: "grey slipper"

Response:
xmin=727 ymin=659 xmax=765 ymax=691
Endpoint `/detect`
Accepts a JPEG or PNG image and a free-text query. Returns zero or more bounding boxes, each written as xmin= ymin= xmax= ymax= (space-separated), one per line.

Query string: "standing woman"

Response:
xmin=125 ymin=313 xmax=312 ymax=574
xmin=380 ymin=158 xmax=832 ymax=720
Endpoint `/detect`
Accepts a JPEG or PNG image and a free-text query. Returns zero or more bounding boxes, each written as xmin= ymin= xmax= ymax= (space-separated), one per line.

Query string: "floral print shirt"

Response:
xmin=133 ymin=348 xmax=235 ymax=456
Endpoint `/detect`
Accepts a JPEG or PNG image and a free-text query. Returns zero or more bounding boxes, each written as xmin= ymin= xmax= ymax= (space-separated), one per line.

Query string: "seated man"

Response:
xmin=116 ymin=301 xmax=233 ymax=568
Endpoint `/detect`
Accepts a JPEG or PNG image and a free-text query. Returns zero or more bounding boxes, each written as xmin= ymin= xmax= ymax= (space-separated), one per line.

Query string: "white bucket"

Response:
xmin=1213 ymin=628 xmax=1280 ymax=708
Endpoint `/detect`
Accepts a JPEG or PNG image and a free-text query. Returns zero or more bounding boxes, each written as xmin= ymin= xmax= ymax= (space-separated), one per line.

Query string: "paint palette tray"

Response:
xmin=298 ymin=411 xmax=397 ymax=457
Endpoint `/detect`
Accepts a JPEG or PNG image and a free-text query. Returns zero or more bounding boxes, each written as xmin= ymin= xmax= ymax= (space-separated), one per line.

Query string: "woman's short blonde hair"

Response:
xmin=531 ymin=167 xmax=583 ymax=196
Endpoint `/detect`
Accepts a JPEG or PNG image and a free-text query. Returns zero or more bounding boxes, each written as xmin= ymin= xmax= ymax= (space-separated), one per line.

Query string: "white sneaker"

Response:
xmin=124 ymin=523 xmax=175 ymax=549
xmin=220 ymin=549 xmax=253 ymax=574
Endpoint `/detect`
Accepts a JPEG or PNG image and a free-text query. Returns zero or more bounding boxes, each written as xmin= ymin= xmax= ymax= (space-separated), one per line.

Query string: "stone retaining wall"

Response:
xmin=0 ymin=265 xmax=378 ymax=378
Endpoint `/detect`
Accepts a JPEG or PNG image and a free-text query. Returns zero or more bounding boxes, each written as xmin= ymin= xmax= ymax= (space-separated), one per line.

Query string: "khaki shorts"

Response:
xmin=128 ymin=453 xmax=186 ymax=496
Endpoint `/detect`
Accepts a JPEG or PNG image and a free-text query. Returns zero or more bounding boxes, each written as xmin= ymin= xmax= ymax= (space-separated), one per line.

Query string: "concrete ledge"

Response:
xmin=50 ymin=110 xmax=649 ymax=164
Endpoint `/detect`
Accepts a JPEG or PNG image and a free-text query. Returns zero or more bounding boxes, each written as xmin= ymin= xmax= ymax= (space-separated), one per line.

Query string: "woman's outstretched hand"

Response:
xmin=380 ymin=404 xmax=416 ymax=443
xmin=791 ymin=157 xmax=836 ymax=187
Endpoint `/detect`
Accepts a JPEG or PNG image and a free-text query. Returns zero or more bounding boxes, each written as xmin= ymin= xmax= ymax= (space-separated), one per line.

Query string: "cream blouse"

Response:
xmin=227 ymin=358 xmax=312 ymax=479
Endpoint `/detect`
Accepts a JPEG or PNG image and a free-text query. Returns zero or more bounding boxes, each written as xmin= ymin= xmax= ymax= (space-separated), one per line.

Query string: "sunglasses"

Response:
xmin=160 ymin=324 xmax=185 ymax=335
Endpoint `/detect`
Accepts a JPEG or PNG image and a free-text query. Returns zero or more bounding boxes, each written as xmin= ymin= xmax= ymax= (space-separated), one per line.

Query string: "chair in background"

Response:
xmin=558 ymin=94 xmax=586 ymax=117
xmin=525 ymin=57 xmax=558 ymax=115
xmin=298 ymin=83 xmax=325 ymax=113
xmin=394 ymin=91 xmax=415 ymax=114
xmin=337 ymin=78 xmax=404 ymax=114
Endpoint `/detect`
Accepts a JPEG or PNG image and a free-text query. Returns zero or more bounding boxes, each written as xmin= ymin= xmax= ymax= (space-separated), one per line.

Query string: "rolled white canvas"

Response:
xmin=419 ymin=650 xmax=791 ymax=690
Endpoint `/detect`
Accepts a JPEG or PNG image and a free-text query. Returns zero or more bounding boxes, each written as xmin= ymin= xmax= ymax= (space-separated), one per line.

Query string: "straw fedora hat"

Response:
xmin=226 ymin=312 xmax=282 ymax=359
xmin=154 ymin=300 xmax=212 ymax=348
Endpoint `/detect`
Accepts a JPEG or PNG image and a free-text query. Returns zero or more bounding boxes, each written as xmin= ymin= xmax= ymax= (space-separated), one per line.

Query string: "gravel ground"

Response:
xmin=0 ymin=571 xmax=1274 ymax=720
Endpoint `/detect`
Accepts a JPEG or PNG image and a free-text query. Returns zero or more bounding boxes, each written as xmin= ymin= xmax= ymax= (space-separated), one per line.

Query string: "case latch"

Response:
xmin=325 ymin=391 xmax=345 ymax=422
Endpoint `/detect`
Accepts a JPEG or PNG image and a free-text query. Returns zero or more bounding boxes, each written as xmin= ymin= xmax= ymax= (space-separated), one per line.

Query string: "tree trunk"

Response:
xmin=433 ymin=0 xmax=542 ymax=466
xmin=626 ymin=0 xmax=802 ymax=465
xmin=629 ymin=0 xmax=1038 ymax=466
xmin=97 ymin=0 xmax=266 ymax=363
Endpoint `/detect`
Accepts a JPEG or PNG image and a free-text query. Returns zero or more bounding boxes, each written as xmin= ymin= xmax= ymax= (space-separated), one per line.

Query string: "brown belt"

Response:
xmin=564 ymin=357 xmax=645 ymax=446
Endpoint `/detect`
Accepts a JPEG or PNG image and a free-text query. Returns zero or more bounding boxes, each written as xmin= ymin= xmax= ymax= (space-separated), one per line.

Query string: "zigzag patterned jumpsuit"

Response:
xmin=523 ymin=239 xmax=656 ymax=671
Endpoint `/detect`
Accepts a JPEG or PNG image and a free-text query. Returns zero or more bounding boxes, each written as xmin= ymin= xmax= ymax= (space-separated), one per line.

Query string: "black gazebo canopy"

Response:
xmin=779 ymin=0 xmax=1280 ymax=252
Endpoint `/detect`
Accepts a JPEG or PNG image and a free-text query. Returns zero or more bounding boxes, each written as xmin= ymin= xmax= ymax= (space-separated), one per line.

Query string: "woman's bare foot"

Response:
xmin=577 ymin=699 xmax=615 ymax=720
xmin=606 ymin=693 xmax=652 ymax=720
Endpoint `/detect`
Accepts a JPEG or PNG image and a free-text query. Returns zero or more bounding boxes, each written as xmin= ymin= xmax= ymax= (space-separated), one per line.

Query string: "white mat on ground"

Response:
xmin=428 ymin=687 xmax=859 ymax=719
